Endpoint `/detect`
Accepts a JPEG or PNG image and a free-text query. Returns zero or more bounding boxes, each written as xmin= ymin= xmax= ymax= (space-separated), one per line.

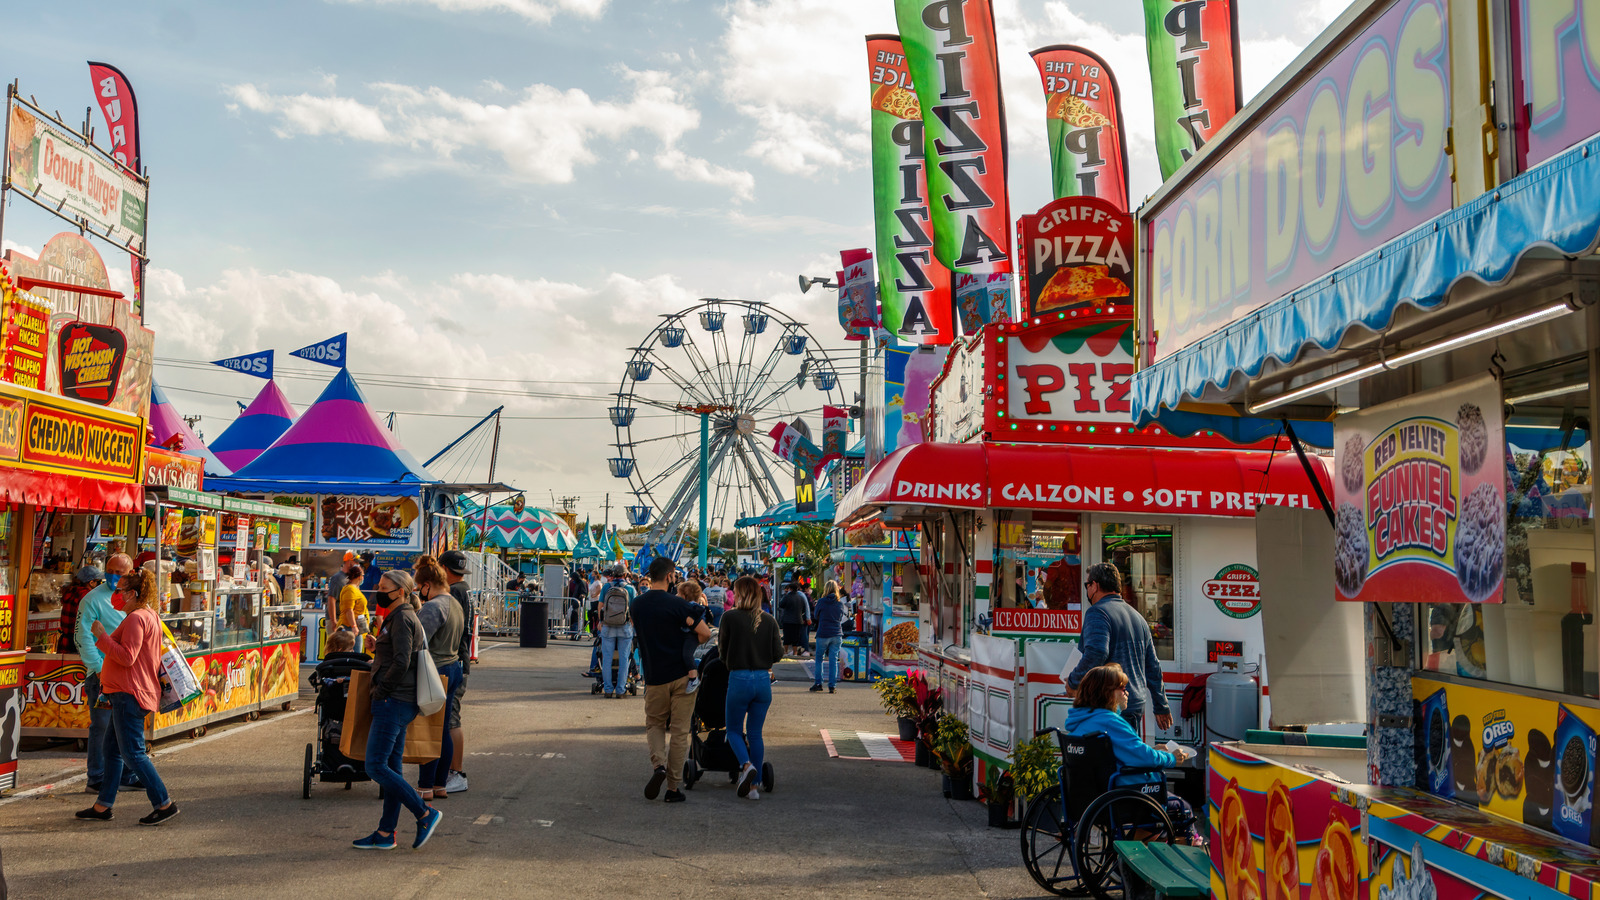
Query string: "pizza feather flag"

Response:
xmin=893 ymin=0 xmax=1013 ymax=276
xmin=867 ymin=35 xmax=956 ymax=345
xmin=1141 ymin=0 xmax=1242 ymax=179
xmin=1031 ymin=45 xmax=1131 ymax=210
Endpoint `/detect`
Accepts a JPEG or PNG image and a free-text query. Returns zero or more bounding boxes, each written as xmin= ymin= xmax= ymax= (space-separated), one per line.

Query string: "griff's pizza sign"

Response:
xmin=1017 ymin=195 xmax=1133 ymax=319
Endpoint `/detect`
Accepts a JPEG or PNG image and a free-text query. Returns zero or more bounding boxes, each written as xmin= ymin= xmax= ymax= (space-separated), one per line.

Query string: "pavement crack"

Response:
xmin=576 ymin=829 xmax=647 ymax=848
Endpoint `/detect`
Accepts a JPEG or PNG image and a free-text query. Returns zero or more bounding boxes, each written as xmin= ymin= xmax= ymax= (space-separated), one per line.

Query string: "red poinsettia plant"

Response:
xmin=907 ymin=668 xmax=944 ymax=739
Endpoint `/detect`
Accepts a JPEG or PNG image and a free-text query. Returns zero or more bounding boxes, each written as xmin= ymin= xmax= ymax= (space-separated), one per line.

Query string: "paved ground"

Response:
xmin=0 ymin=640 xmax=1050 ymax=899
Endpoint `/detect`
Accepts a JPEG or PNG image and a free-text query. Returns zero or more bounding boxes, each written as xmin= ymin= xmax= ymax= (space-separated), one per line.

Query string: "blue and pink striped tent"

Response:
xmin=209 ymin=369 xmax=435 ymax=495
xmin=148 ymin=380 xmax=232 ymax=477
xmin=210 ymin=380 xmax=297 ymax=472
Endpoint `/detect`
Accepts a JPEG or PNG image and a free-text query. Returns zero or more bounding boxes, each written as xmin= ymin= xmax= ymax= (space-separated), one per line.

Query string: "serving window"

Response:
xmin=1101 ymin=522 xmax=1175 ymax=662
xmin=1418 ymin=362 xmax=1597 ymax=697
xmin=993 ymin=511 xmax=1079 ymax=609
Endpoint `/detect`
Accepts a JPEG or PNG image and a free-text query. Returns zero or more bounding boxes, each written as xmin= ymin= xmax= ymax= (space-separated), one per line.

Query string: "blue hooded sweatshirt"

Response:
xmin=1062 ymin=706 xmax=1175 ymax=788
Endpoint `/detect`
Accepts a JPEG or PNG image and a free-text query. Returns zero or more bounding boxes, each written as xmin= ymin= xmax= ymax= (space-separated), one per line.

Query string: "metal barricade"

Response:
xmin=474 ymin=590 xmax=522 ymax=636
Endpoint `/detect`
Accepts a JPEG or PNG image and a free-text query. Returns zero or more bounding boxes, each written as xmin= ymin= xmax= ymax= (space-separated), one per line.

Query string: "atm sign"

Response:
xmin=1204 ymin=564 xmax=1260 ymax=619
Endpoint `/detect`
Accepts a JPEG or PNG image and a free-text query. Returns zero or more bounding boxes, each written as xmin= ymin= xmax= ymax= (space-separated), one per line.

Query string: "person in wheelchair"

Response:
xmin=1064 ymin=663 xmax=1200 ymax=844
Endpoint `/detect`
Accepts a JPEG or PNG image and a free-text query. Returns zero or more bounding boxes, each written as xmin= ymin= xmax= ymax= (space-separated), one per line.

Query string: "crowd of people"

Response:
xmin=62 ymin=538 xmax=1177 ymax=846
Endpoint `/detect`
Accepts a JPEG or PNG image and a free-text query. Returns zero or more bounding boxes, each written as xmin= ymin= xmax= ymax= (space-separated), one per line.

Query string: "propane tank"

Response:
xmin=1205 ymin=661 xmax=1260 ymax=743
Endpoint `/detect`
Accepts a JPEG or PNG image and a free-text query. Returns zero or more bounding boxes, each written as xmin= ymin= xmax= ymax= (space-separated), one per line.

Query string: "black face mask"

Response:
xmin=376 ymin=588 xmax=403 ymax=609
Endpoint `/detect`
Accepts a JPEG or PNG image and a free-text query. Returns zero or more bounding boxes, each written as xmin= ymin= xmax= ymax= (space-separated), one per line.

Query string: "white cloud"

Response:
xmin=226 ymin=68 xmax=752 ymax=197
xmin=719 ymin=0 xmax=891 ymax=175
xmin=348 ymin=0 xmax=608 ymax=24
xmin=227 ymin=83 xmax=390 ymax=141
xmin=655 ymin=149 xmax=756 ymax=202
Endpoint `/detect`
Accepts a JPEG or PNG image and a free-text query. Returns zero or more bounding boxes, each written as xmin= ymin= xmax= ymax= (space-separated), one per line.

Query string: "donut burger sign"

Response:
xmin=1332 ymin=374 xmax=1504 ymax=604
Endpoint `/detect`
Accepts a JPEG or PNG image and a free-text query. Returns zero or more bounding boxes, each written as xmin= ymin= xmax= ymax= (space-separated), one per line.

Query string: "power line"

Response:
xmin=155 ymin=356 xmax=616 ymax=386
xmin=157 ymin=384 xmax=673 ymax=420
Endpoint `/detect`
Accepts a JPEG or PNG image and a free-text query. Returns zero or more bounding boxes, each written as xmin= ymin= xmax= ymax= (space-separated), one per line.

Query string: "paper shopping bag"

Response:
xmin=339 ymin=670 xmax=445 ymax=763
xmin=339 ymin=670 xmax=374 ymax=760
xmin=403 ymin=706 xmax=447 ymax=764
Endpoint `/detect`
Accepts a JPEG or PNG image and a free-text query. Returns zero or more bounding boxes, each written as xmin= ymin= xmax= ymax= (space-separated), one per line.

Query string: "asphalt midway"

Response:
xmin=0 ymin=639 xmax=1048 ymax=899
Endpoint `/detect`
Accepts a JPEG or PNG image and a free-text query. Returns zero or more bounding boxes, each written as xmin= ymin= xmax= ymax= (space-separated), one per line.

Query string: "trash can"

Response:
xmin=520 ymin=599 xmax=549 ymax=648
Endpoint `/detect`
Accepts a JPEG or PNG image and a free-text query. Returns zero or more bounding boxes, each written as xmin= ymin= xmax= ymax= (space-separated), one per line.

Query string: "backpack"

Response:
xmin=602 ymin=583 xmax=632 ymax=627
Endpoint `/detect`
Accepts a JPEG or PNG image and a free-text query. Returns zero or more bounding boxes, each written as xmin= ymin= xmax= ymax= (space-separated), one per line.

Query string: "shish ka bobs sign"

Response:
xmin=1333 ymin=375 xmax=1504 ymax=605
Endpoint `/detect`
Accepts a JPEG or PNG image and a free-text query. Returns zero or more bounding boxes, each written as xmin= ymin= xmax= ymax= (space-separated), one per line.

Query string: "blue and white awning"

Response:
xmin=1133 ymin=134 xmax=1600 ymax=424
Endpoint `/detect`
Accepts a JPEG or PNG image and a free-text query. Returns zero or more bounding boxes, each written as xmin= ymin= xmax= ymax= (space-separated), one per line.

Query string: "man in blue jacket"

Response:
xmin=1064 ymin=562 xmax=1172 ymax=735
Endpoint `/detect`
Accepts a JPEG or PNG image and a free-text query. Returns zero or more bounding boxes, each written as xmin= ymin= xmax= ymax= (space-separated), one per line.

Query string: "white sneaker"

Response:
xmin=686 ymin=676 xmax=701 ymax=693
xmin=747 ymin=788 xmax=760 ymax=801
xmin=445 ymin=771 xmax=469 ymax=794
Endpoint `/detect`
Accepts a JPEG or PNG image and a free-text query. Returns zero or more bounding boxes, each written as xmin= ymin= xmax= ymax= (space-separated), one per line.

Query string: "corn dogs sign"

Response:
xmin=1144 ymin=0 xmax=1452 ymax=362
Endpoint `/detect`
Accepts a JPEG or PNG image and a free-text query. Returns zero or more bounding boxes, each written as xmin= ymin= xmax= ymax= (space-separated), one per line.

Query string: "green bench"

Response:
xmin=1113 ymin=841 xmax=1210 ymax=900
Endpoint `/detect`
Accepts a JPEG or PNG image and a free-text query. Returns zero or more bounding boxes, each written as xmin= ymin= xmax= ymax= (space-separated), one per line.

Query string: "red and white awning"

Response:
xmin=834 ymin=441 xmax=1332 ymax=526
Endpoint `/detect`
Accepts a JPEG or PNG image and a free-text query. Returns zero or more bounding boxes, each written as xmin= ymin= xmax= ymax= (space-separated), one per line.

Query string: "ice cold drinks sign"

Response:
xmin=1333 ymin=375 xmax=1505 ymax=604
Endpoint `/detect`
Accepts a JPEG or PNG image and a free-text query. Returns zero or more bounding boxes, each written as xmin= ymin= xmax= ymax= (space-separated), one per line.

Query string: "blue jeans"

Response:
xmin=96 ymin=692 xmax=169 ymax=810
xmin=813 ymin=635 xmax=842 ymax=688
xmin=418 ymin=662 xmax=463 ymax=789
xmin=366 ymin=697 xmax=428 ymax=833
xmin=725 ymin=670 xmax=772 ymax=772
xmin=599 ymin=627 xmax=633 ymax=694
xmin=85 ymin=673 xmax=112 ymax=785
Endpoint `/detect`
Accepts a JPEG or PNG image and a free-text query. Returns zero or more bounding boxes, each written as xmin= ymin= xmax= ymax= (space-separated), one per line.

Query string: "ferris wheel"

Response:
xmin=607 ymin=299 xmax=846 ymax=560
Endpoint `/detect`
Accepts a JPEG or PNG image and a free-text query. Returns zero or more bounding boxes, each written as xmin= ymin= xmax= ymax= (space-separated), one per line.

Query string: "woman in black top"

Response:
xmin=718 ymin=576 xmax=784 ymax=800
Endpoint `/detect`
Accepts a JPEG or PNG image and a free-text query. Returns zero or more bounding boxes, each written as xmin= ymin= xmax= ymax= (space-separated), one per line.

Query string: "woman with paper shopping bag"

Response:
xmin=353 ymin=571 xmax=444 ymax=851
xmin=77 ymin=569 xmax=180 ymax=825
xmin=411 ymin=558 xmax=462 ymax=801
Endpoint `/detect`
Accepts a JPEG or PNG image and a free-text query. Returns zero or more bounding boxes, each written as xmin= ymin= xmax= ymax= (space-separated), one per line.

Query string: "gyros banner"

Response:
xmin=893 ymin=0 xmax=1013 ymax=276
xmin=867 ymin=35 xmax=955 ymax=344
xmin=1333 ymin=375 xmax=1504 ymax=604
xmin=4 ymin=102 xmax=147 ymax=256
xmin=1031 ymin=46 xmax=1130 ymax=210
xmin=1018 ymin=195 xmax=1133 ymax=318
xmin=1141 ymin=0 xmax=1241 ymax=180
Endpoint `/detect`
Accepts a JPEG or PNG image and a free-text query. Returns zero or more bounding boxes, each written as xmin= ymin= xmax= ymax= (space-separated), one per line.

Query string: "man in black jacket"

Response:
xmin=438 ymin=550 xmax=475 ymax=794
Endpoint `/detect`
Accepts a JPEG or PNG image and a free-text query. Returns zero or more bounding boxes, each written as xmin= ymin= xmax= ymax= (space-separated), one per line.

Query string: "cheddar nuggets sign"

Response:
xmin=0 ymin=385 xmax=141 ymax=482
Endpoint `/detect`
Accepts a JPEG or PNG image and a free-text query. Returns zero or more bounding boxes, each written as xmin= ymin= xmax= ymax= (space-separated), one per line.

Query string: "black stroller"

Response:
xmin=302 ymin=651 xmax=374 ymax=798
xmin=682 ymin=650 xmax=774 ymax=793
xmin=585 ymin=632 xmax=640 ymax=695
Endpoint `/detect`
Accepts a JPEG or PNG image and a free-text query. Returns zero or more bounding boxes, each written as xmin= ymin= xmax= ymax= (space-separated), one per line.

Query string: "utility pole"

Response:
xmin=601 ymin=493 xmax=614 ymax=533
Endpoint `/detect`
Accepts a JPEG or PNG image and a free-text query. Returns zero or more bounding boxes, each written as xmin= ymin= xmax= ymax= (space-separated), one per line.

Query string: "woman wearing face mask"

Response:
xmin=352 ymin=570 xmax=443 ymax=851
xmin=77 ymin=569 xmax=178 ymax=824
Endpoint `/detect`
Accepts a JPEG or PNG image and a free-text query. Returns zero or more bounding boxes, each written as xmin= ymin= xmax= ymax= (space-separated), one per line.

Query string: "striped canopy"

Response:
xmin=460 ymin=499 xmax=576 ymax=552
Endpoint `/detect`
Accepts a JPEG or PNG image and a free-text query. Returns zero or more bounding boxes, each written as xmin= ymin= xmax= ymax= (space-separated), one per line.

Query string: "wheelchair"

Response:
xmin=1020 ymin=729 xmax=1196 ymax=899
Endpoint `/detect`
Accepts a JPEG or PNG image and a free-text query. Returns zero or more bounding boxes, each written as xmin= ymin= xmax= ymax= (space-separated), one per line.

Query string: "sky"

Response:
xmin=3 ymin=0 xmax=1348 ymax=530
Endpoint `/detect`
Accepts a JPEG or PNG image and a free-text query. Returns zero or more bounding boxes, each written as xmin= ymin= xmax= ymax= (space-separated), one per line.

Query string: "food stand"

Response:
xmin=1129 ymin=0 xmax=1600 ymax=895
xmin=0 ymin=244 xmax=155 ymax=779
xmin=835 ymin=303 xmax=1333 ymax=787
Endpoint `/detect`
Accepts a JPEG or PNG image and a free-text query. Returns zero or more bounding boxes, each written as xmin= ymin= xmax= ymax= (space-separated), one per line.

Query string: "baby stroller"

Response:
xmin=682 ymin=650 xmax=774 ymax=793
xmin=302 ymin=651 xmax=374 ymax=798
xmin=586 ymin=633 xmax=640 ymax=696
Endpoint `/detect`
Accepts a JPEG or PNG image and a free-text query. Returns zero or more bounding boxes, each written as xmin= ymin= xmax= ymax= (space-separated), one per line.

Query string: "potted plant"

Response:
xmin=1009 ymin=733 xmax=1061 ymax=808
xmin=980 ymin=767 xmax=1018 ymax=828
xmin=907 ymin=669 xmax=944 ymax=767
xmin=873 ymin=675 xmax=919 ymax=741
xmin=929 ymin=713 xmax=974 ymax=800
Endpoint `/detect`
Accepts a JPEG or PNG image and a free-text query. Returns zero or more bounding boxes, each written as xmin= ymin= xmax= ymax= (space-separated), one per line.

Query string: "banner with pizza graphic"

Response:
xmin=867 ymin=34 xmax=955 ymax=345
xmin=1142 ymin=0 xmax=1242 ymax=179
xmin=1332 ymin=375 xmax=1505 ymax=604
xmin=1017 ymin=195 xmax=1133 ymax=319
xmin=1031 ymin=46 xmax=1130 ymax=210
xmin=893 ymin=0 xmax=1013 ymax=276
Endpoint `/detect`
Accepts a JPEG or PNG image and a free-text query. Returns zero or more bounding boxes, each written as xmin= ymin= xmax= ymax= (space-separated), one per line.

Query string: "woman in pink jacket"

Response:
xmin=77 ymin=569 xmax=179 ymax=825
